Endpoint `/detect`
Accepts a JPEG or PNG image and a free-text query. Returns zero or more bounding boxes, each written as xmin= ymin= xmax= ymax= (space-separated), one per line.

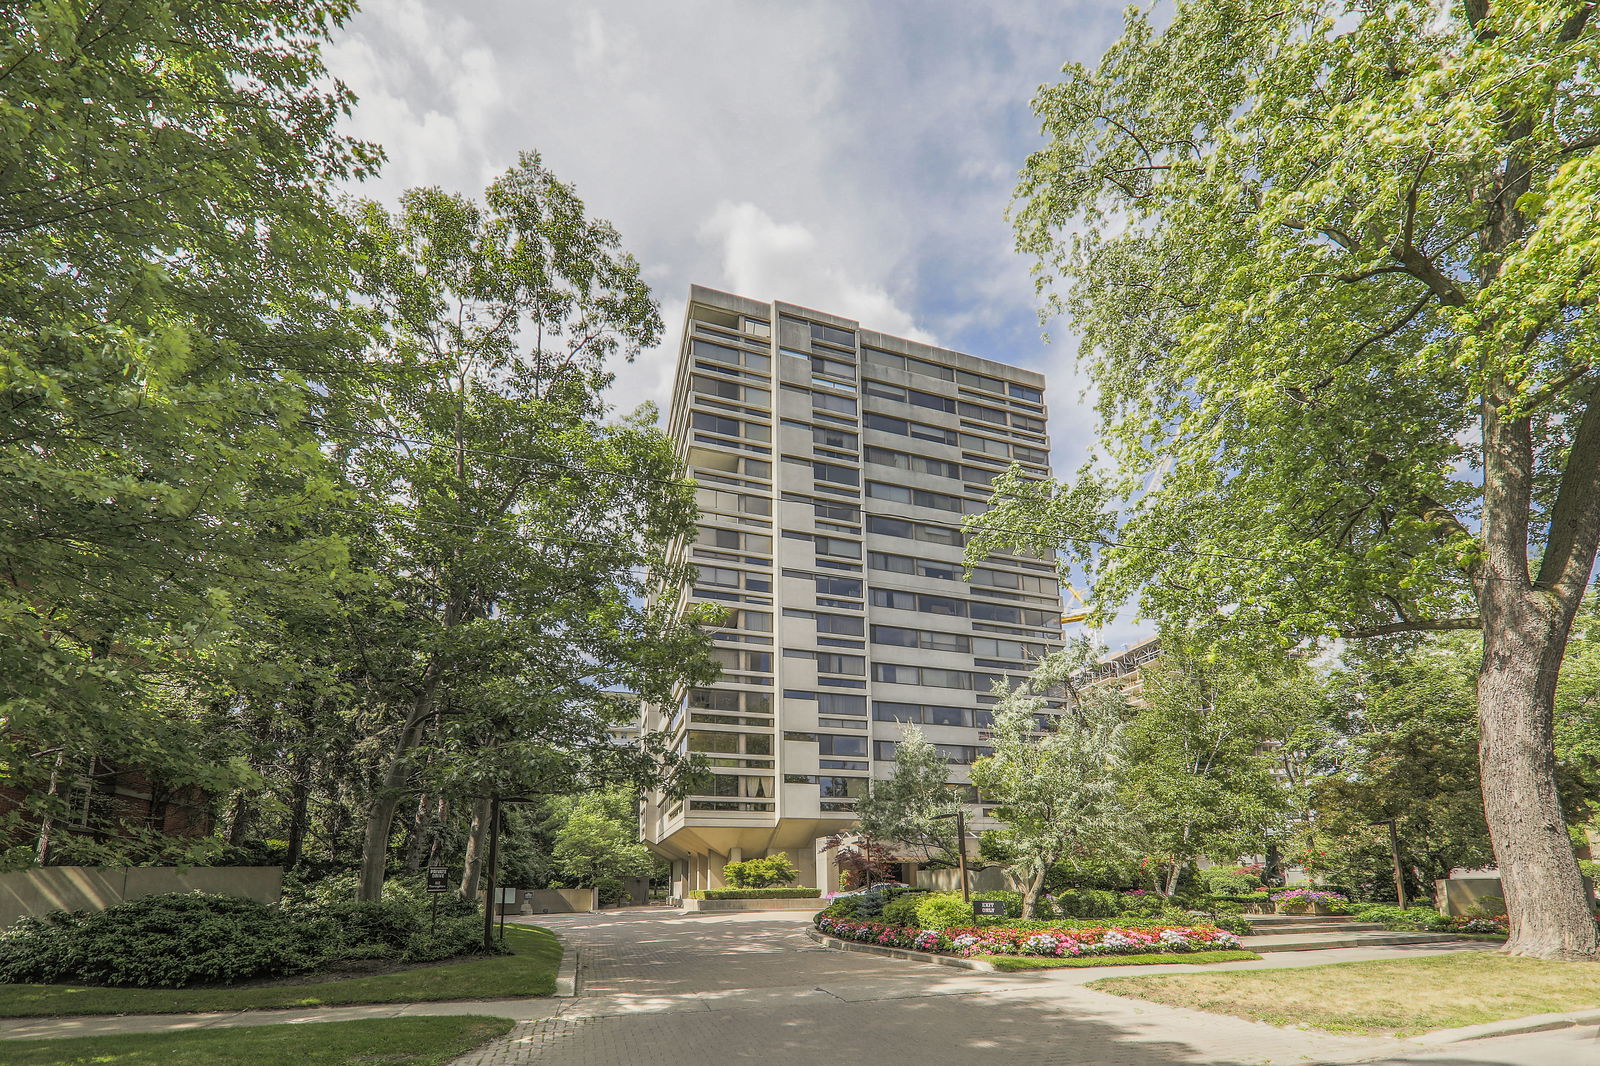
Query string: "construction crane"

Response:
xmin=1061 ymin=582 xmax=1091 ymax=624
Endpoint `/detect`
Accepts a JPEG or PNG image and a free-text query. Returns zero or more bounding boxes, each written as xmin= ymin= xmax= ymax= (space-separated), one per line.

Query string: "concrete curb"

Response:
xmin=1410 ymin=1007 xmax=1600 ymax=1045
xmin=805 ymin=928 xmax=999 ymax=972
xmin=555 ymin=944 xmax=579 ymax=997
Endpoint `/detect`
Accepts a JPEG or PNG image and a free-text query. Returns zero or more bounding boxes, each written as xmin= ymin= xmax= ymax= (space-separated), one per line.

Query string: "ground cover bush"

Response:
xmin=815 ymin=913 xmax=1243 ymax=960
xmin=687 ymin=888 xmax=819 ymax=900
xmin=0 ymin=891 xmax=496 ymax=989
xmin=0 ymin=924 xmax=561 ymax=1016
xmin=1349 ymin=903 xmax=1518 ymax=937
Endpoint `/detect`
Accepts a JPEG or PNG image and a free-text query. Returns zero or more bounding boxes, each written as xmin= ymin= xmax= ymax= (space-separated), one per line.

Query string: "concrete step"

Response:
xmin=1241 ymin=915 xmax=1382 ymax=928
xmin=1244 ymin=930 xmax=1467 ymax=953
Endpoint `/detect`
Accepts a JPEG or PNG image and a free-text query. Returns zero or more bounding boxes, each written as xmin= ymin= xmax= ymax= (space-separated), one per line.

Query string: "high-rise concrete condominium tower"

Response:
xmin=640 ymin=286 xmax=1063 ymax=896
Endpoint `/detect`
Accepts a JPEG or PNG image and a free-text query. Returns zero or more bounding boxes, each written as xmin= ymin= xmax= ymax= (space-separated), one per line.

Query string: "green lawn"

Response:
xmin=983 ymin=950 xmax=1261 ymax=972
xmin=1091 ymin=951 xmax=1600 ymax=1036
xmin=0 ymin=925 xmax=560 ymax=1018
xmin=0 ymin=1016 xmax=513 ymax=1066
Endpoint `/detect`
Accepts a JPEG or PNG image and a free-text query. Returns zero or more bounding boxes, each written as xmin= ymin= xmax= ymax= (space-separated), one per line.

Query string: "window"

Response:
xmin=866 ymin=482 xmax=910 ymax=504
xmin=812 ymin=356 xmax=854 ymax=380
xmin=814 ymin=392 xmax=856 ymax=415
xmin=1009 ymin=383 xmax=1043 ymax=403
xmin=813 ymin=535 xmax=861 ymax=560
xmin=863 ymin=412 xmax=907 ymax=436
xmin=908 ymin=389 xmax=955 ymax=413
xmin=819 ymin=776 xmax=868 ymax=799
xmin=811 ymin=322 xmax=856 ymax=348
xmin=815 ymin=574 xmax=862 ymax=598
xmin=811 ymin=425 xmax=858 ymax=450
xmin=1011 ymin=414 xmax=1046 ymax=434
xmin=866 ymin=516 xmax=914 ymax=539
xmin=815 ymin=613 xmax=865 ymax=636
xmin=815 ymin=652 xmax=865 ymax=676
xmin=818 ymin=734 xmax=868 ymax=757
xmin=692 ymin=412 xmax=770 ymax=442
xmin=693 ymin=338 xmax=770 ymax=373
xmin=956 ymin=370 xmax=1002 ymax=393
xmin=813 ymin=462 xmax=858 ymax=486
xmin=687 ymin=730 xmax=739 ymax=754
xmin=817 ymin=693 xmax=866 ymax=717
xmin=958 ymin=401 xmax=1008 ymax=425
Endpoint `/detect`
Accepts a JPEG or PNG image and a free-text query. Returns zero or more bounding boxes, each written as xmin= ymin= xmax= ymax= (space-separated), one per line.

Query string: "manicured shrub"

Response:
xmin=0 ymin=894 xmax=323 ymax=988
xmin=881 ymin=893 xmax=931 ymax=927
xmin=723 ymin=855 xmax=799 ymax=889
xmin=1046 ymin=889 xmax=1122 ymax=919
xmin=1196 ymin=867 xmax=1264 ymax=896
xmin=913 ymin=893 xmax=975 ymax=930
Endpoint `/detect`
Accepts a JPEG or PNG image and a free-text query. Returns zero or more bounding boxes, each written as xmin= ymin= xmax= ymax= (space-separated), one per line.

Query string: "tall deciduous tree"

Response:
xmin=0 ymin=0 xmax=378 ymax=847
xmin=1122 ymin=640 xmax=1304 ymax=895
xmin=970 ymin=645 xmax=1136 ymax=917
xmin=345 ymin=155 xmax=717 ymax=900
xmin=989 ymin=0 xmax=1600 ymax=959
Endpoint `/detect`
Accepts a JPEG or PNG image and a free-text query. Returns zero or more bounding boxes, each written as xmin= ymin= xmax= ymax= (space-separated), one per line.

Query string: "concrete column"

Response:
xmin=729 ymin=847 xmax=744 ymax=863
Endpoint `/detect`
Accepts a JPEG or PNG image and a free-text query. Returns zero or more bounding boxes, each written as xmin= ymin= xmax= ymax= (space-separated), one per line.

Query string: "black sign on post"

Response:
xmin=427 ymin=867 xmax=450 ymax=893
xmin=973 ymin=900 xmax=1005 ymax=917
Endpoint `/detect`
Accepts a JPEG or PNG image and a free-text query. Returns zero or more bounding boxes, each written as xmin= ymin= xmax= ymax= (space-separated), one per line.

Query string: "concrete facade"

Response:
xmin=640 ymin=286 xmax=1062 ymax=896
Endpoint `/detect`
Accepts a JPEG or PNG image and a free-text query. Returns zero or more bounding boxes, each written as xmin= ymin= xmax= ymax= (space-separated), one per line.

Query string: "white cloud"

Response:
xmin=700 ymin=202 xmax=935 ymax=345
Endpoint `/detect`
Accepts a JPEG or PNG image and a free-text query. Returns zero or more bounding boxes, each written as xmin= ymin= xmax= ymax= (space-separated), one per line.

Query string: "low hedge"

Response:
xmin=684 ymin=883 xmax=819 ymax=889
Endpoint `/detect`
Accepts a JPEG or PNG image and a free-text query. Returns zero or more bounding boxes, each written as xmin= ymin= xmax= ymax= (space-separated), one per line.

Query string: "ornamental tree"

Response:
xmin=970 ymin=643 xmax=1137 ymax=917
xmin=852 ymin=726 xmax=963 ymax=869
xmin=984 ymin=0 xmax=1600 ymax=959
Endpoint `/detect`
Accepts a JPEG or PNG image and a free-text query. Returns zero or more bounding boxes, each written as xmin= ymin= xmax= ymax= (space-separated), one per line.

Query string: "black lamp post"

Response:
xmin=1370 ymin=818 xmax=1406 ymax=909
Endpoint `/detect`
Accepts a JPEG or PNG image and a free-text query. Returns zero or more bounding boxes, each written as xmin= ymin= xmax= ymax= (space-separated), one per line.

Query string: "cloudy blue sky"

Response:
xmin=324 ymin=1 xmax=1147 ymax=647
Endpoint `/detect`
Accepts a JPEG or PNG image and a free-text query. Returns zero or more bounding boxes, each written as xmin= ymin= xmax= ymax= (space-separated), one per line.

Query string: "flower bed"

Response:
xmin=1271 ymin=889 xmax=1348 ymax=914
xmin=814 ymin=915 xmax=1242 ymax=960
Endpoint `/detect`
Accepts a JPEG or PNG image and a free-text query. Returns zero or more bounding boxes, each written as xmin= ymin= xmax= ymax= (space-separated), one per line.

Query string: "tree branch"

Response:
xmin=1533 ymin=382 xmax=1600 ymax=605
xmin=1341 ymin=617 xmax=1482 ymax=638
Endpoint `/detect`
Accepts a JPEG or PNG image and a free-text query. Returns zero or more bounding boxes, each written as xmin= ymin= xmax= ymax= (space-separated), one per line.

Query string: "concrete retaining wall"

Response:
xmin=1436 ymin=875 xmax=1597 ymax=917
xmin=501 ymin=887 xmax=597 ymax=914
xmin=916 ymin=867 xmax=1010 ymax=893
xmin=0 ymin=866 xmax=283 ymax=930
xmin=680 ymin=896 xmax=823 ymax=912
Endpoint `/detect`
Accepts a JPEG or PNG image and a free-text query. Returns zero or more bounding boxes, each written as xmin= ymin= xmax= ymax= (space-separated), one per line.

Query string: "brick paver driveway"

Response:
xmin=449 ymin=907 xmax=1595 ymax=1066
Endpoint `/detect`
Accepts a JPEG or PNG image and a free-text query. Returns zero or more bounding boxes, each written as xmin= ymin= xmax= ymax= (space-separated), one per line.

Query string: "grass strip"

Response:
xmin=982 ymin=950 xmax=1261 ymax=971
xmin=0 ymin=925 xmax=559 ymax=1018
xmin=1090 ymin=950 xmax=1600 ymax=1036
xmin=0 ymin=1015 xmax=514 ymax=1066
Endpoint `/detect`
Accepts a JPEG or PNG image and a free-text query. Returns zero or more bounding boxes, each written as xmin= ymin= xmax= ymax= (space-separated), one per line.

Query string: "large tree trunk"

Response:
xmin=357 ymin=667 xmax=444 ymax=901
xmin=458 ymin=796 xmax=492 ymax=900
xmin=1477 ymin=585 xmax=1596 ymax=959
xmin=284 ymin=769 xmax=310 ymax=871
xmin=1476 ymin=402 xmax=1598 ymax=960
xmin=357 ymin=754 xmax=414 ymax=901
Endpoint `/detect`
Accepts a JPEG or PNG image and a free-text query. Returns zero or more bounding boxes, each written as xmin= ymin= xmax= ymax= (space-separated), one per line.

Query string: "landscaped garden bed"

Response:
xmin=814 ymin=914 xmax=1247 ymax=963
